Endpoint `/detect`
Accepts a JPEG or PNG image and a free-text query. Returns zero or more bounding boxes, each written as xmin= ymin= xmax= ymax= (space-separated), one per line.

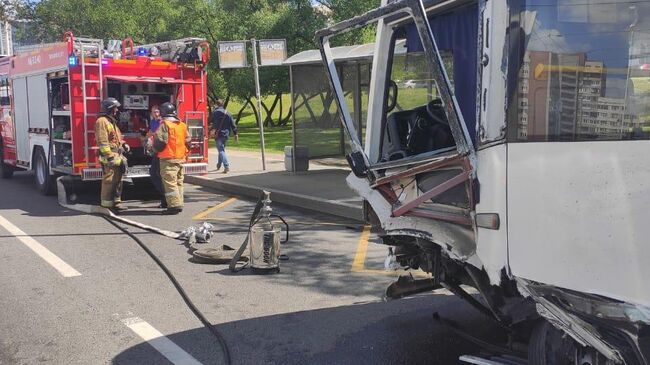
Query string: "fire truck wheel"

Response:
xmin=33 ymin=148 xmax=56 ymax=196
xmin=0 ymin=142 xmax=14 ymax=179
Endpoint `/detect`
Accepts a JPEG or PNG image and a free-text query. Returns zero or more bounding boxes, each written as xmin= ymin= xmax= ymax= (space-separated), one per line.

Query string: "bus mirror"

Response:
xmin=346 ymin=151 xmax=368 ymax=178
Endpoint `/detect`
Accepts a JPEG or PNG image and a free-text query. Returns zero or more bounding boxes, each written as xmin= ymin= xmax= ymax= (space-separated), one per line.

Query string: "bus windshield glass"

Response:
xmin=509 ymin=0 xmax=650 ymax=141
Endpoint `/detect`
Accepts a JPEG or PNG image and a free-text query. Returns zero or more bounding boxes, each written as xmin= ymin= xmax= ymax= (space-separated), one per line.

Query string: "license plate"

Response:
xmin=126 ymin=165 xmax=150 ymax=177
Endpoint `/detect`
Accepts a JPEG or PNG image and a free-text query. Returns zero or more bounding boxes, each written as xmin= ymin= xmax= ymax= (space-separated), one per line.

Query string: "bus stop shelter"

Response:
xmin=284 ymin=43 xmax=375 ymax=159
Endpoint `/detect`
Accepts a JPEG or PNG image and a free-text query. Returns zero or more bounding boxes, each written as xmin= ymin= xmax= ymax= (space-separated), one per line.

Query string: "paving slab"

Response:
xmin=186 ymin=149 xmax=364 ymax=221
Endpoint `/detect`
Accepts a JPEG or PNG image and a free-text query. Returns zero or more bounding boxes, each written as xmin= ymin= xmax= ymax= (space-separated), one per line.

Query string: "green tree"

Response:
xmin=18 ymin=0 xmax=347 ymax=127
xmin=183 ymin=0 xmax=327 ymax=126
xmin=24 ymin=0 xmax=189 ymax=43
xmin=313 ymin=0 xmax=380 ymax=45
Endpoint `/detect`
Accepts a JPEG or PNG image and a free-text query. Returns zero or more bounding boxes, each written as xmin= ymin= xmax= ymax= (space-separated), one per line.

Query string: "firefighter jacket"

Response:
xmin=154 ymin=119 xmax=190 ymax=162
xmin=94 ymin=115 xmax=124 ymax=165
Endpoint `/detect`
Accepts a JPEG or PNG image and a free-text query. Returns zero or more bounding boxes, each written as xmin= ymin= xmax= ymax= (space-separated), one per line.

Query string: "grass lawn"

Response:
xmin=219 ymin=95 xmax=293 ymax=154
xmin=218 ymin=88 xmax=434 ymax=155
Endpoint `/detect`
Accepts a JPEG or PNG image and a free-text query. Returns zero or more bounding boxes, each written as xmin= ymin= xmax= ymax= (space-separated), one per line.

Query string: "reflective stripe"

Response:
xmin=101 ymin=200 xmax=114 ymax=208
xmin=99 ymin=146 xmax=112 ymax=154
xmin=165 ymin=191 xmax=178 ymax=197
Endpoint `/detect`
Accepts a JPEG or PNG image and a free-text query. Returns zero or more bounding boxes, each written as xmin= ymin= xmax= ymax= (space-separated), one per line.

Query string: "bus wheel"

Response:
xmin=529 ymin=320 xmax=614 ymax=365
xmin=529 ymin=320 xmax=577 ymax=365
xmin=33 ymin=148 xmax=56 ymax=195
xmin=0 ymin=142 xmax=14 ymax=179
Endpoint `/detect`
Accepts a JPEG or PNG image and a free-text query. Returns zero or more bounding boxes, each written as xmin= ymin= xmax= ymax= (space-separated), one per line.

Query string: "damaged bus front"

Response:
xmin=316 ymin=0 xmax=650 ymax=363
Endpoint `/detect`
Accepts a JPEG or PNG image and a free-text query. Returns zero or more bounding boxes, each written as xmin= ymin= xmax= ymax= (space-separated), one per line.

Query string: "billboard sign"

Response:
xmin=217 ymin=41 xmax=248 ymax=69
xmin=258 ymin=39 xmax=287 ymax=66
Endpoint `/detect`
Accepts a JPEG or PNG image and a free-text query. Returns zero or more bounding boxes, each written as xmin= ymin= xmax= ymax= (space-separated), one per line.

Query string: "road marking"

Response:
xmin=0 ymin=215 xmax=82 ymax=278
xmin=122 ymin=317 xmax=203 ymax=365
xmin=192 ymin=197 xmax=237 ymax=221
xmin=351 ymin=225 xmax=372 ymax=272
xmin=198 ymin=215 xmax=363 ymax=228
xmin=351 ymin=224 xmax=429 ymax=277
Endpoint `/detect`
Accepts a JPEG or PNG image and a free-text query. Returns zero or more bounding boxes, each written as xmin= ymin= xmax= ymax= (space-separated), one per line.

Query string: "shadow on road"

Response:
xmin=112 ymin=293 xmax=503 ymax=365
xmin=0 ymin=171 xmax=164 ymax=218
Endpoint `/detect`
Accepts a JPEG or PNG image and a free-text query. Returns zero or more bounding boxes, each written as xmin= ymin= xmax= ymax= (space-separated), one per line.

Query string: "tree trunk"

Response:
xmin=278 ymin=93 xmax=284 ymax=124
xmin=319 ymin=91 xmax=335 ymax=127
xmin=280 ymin=109 xmax=292 ymax=126
xmin=224 ymin=94 xmax=231 ymax=109
xmin=300 ymin=93 xmax=317 ymax=124
xmin=235 ymin=96 xmax=251 ymax=124
xmin=247 ymin=97 xmax=260 ymax=127
xmin=261 ymin=100 xmax=275 ymax=128
xmin=262 ymin=93 xmax=281 ymax=127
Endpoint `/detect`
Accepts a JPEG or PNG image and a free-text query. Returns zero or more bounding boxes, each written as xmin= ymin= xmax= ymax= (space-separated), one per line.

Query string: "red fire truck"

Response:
xmin=0 ymin=33 xmax=210 ymax=194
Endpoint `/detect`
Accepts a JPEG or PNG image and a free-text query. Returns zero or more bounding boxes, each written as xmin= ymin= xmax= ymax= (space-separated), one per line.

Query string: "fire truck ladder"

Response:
xmin=74 ymin=37 xmax=104 ymax=164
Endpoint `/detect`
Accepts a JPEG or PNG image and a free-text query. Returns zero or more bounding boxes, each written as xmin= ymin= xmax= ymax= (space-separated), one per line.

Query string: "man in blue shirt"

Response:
xmin=208 ymin=99 xmax=238 ymax=173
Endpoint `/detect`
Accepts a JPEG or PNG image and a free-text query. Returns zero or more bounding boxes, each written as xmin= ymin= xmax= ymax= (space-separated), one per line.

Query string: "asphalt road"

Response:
xmin=0 ymin=171 xmax=502 ymax=365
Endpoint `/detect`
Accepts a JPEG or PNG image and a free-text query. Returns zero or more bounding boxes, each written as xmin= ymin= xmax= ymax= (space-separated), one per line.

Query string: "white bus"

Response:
xmin=317 ymin=0 xmax=650 ymax=363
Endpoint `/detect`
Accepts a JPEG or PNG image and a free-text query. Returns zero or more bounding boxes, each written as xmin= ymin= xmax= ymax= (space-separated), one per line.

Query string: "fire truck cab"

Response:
xmin=0 ymin=34 xmax=209 ymax=194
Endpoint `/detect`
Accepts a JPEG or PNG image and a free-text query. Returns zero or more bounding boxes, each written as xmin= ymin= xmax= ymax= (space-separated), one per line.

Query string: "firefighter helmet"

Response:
xmin=160 ymin=102 xmax=179 ymax=121
xmin=100 ymin=98 xmax=121 ymax=115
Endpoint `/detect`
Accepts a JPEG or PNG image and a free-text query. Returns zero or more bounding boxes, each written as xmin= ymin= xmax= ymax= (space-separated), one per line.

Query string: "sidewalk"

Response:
xmin=184 ymin=148 xmax=364 ymax=221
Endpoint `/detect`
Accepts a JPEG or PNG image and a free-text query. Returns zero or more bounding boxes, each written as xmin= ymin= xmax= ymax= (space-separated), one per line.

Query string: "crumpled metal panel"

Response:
xmin=348 ymin=173 xmax=479 ymax=266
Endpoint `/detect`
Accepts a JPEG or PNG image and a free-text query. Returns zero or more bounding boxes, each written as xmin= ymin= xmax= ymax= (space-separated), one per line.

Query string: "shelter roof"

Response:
xmin=284 ymin=40 xmax=405 ymax=66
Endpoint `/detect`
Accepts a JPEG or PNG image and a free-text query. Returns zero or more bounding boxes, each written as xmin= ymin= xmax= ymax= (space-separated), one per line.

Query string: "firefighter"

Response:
xmin=95 ymin=97 xmax=129 ymax=212
xmin=153 ymin=102 xmax=191 ymax=215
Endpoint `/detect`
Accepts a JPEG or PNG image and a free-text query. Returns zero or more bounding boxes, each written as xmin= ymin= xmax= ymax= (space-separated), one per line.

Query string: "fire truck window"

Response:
xmin=509 ymin=0 xmax=650 ymax=142
xmin=0 ymin=78 xmax=9 ymax=106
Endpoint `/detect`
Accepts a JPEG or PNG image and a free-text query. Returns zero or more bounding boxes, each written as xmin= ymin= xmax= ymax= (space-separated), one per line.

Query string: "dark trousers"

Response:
xmin=149 ymin=155 xmax=164 ymax=195
xmin=216 ymin=136 xmax=229 ymax=169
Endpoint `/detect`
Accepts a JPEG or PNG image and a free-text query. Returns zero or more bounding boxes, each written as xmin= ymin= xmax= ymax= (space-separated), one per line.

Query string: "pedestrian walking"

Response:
xmin=208 ymin=99 xmax=238 ymax=173
xmin=146 ymin=105 xmax=166 ymax=208
xmin=153 ymin=102 xmax=191 ymax=215
xmin=95 ymin=97 xmax=129 ymax=212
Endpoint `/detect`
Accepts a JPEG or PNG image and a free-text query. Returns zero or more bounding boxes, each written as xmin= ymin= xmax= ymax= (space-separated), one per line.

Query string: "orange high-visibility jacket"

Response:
xmin=157 ymin=120 xmax=189 ymax=160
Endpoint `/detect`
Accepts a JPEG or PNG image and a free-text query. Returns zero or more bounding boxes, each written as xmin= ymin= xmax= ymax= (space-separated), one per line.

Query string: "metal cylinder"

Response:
xmin=249 ymin=220 xmax=281 ymax=273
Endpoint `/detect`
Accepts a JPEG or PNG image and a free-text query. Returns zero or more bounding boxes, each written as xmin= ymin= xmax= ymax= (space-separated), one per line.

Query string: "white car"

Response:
xmin=403 ymin=79 xmax=417 ymax=89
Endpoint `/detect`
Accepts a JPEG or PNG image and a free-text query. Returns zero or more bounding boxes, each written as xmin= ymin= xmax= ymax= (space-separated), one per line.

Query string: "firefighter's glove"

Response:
xmin=107 ymin=155 xmax=121 ymax=167
xmin=118 ymin=156 xmax=128 ymax=174
xmin=122 ymin=143 xmax=131 ymax=154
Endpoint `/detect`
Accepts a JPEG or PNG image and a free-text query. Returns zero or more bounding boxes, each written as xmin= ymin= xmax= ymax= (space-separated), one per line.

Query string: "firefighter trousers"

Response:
xmin=160 ymin=159 xmax=184 ymax=208
xmin=101 ymin=164 xmax=124 ymax=208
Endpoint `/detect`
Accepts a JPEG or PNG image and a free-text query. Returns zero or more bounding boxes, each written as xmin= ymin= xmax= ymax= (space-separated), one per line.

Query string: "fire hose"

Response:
xmin=56 ymin=177 xmax=232 ymax=365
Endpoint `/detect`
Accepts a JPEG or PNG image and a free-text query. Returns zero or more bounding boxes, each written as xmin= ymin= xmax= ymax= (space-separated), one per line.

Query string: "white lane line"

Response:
xmin=0 ymin=214 xmax=81 ymax=278
xmin=122 ymin=317 xmax=203 ymax=365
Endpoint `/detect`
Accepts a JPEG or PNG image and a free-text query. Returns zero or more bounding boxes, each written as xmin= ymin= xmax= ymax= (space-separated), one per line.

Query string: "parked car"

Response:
xmin=402 ymin=79 xmax=417 ymax=89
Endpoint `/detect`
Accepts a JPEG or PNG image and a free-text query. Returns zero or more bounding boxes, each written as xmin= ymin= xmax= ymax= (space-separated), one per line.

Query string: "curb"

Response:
xmin=185 ymin=175 xmax=364 ymax=222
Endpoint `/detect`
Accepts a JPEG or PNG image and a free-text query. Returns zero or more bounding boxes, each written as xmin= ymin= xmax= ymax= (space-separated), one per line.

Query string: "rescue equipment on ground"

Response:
xmin=180 ymin=221 xmax=245 ymax=264
xmin=230 ymin=191 xmax=289 ymax=274
xmin=180 ymin=222 xmax=214 ymax=244
xmin=54 ymin=177 xmax=231 ymax=365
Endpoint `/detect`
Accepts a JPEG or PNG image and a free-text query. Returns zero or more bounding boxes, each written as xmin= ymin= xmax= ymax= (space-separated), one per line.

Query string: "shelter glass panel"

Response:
xmin=292 ymin=64 xmax=345 ymax=158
